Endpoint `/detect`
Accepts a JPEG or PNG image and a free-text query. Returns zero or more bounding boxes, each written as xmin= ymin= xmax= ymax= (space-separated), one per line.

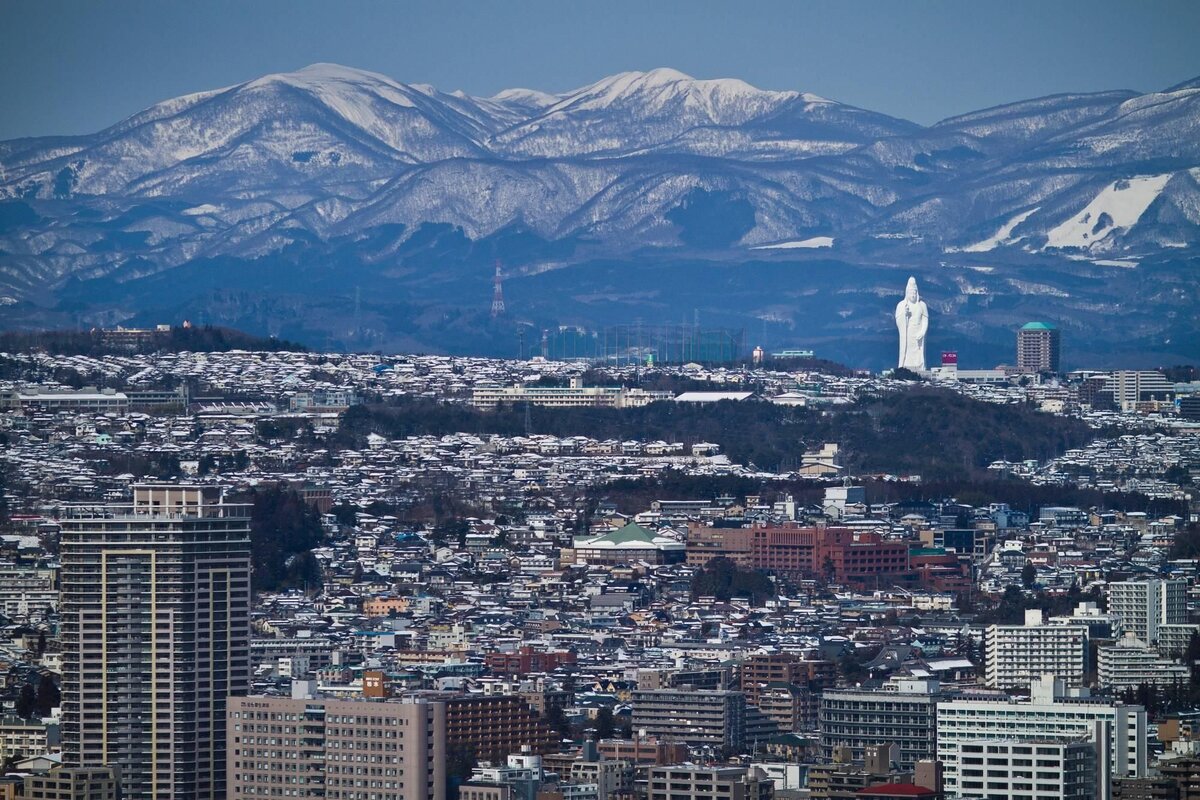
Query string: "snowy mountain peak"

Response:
xmin=248 ymin=62 xmax=401 ymax=90
xmin=1 ymin=62 xmax=1196 ymax=305
xmin=489 ymin=87 xmax=560 ymax=110
xmin=240 ymin=63 xmax=424 ymax=112
xmin=554 ymin=67 xmax=799 ymax=115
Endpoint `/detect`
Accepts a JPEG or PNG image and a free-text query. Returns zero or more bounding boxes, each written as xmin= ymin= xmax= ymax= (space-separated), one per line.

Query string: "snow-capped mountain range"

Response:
xmin=1 ymin=64 xmax=1198 ymax=364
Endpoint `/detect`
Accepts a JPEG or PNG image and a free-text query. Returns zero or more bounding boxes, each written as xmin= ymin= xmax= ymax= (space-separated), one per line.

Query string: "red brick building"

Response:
xmin=820 ymin=529 xmax=910 ymax=585
xmin=597 ymin=738 xmax=689 ymax=765
xmin=443 ymin=694 xmax=559 ymax=760
xmin=485 ymin=646 xmax=577 ymax=676
xmin=909 ymin=549 xmax=972 ymax=593
xmin=688 ymin=525 xmax=912 ymax=587
xmin=740 ymin=653 xmax=837 ymax=707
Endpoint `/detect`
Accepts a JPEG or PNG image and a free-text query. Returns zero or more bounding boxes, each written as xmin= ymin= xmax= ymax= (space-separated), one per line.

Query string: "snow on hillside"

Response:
xmin=1044 ymin=174 xmax=1173 ymax=249
xmin=550 ymin=68 xmax=797 ymax=117
xmin=959 ymin=207 xmax=1040 ymax=252
xmin=0 ymin=64 xmax=1197 ymax=302
xmin=751 ymin=236 xmax=834 ymax=249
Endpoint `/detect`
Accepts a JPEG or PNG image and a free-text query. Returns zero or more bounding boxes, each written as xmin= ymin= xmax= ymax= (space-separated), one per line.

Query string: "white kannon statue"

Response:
xmin=895 ymin=276 xmax=928 ymax=371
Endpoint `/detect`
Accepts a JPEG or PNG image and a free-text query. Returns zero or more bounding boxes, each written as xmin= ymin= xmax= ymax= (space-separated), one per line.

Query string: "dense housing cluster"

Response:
xmin=0 ymin=346 xmax=1197 ymax=799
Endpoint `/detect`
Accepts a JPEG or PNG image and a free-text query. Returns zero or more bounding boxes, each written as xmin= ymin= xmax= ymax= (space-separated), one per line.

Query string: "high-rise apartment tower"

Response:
xmin=59 ymin=485 xmax=252 ymax=800
xmin=1017 ymin=322 xmax=1061 ymax=373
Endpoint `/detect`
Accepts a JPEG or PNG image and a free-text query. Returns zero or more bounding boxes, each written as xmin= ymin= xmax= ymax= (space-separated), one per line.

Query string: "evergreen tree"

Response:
xmin=690 ymin=558 xmax=775 ymax=605
xmin=445 ymin=743 xmax=478 ymax=800
xmin=14 ymin=684 xmax=35 ymax=719
xmin=1021 ymin=561 xmax=1037 ymax=589
xmin=34 ymin=675 xmax=59 ymax=717
xmin=241 ymin=485 xmax=326 ymax=592
xmin=545 ymin=703 xmax=572 ymax=738
xmin=283 ymin=551 xmax=324 ymax=595
xmin=595 ymin=707 xmax=615 ymax=740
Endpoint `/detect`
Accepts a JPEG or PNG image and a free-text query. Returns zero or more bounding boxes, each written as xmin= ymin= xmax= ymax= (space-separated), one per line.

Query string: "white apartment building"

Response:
xmin=986 ymin=610 xmax=1088 ymax=689
xmin=1049 ymin=601 xmax=1123 ymax=641
xmin=1157 ymin=624 xmax=1200 ymax=657
xmin=819 ymin=678 xmax=943 ymax=768
xmin=1097 ymin=635 xmax=1190 ymax=690
xmin=1103 ymin=371 xmax=1174 ymax=411
xmin=471 ymin=377 xmax=673 ymax=409
xmin=953 ymin=739 xmax=1096 ymax=800
xmin=1107 ymin=579 xmax=1187 ymax=646
xmin=937 ymin=675 xmax=1147 ymax=799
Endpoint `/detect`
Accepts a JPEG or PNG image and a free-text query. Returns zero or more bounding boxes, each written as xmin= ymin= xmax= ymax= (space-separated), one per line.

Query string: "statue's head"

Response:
xmin=905 ymin=276 xmax=920 ymax=304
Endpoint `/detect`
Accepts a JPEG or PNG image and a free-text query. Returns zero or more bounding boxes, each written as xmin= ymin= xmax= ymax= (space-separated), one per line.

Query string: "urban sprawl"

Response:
xmin=0 ymin=321 xmax=1198 ymax=800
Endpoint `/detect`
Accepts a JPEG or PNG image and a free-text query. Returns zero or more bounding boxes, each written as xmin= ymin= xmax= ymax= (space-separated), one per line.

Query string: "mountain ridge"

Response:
xmin=0 ymin=64 xmax=1198 ymax=366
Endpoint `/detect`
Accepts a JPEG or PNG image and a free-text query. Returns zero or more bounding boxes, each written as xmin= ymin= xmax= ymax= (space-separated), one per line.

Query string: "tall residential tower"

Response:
xmin=1017 ymin=322 xmax=1061 ymax=373
xmin=59 ymin=484 xmax=252 ymax=800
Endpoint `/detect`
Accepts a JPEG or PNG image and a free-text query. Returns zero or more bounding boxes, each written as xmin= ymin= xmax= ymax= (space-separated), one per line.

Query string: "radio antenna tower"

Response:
xmin=490 ymin=261 xmax=506 ymax=319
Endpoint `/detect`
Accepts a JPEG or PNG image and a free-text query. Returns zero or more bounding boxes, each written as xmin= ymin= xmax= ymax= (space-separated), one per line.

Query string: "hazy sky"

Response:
xmin=2 ymin=0 xmax=1198 ymax=140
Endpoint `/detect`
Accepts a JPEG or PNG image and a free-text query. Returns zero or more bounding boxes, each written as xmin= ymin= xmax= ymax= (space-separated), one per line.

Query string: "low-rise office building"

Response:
xmin=647 ymin=765 xmax=774 ymax=800
xmin=471 ymin=378 xmax=672 ymax=409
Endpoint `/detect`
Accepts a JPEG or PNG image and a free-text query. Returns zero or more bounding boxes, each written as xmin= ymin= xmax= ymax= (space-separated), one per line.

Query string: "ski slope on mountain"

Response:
xmin=1044 ymin=174 xmax=1173 ymax=249
xmin=961 ymin=207 xmax=1040 ymax=252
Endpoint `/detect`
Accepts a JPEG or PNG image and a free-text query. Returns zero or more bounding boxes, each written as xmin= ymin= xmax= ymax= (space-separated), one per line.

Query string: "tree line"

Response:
xmin=336 ymin=386 xmax=1099 ymax=482
xmin=0 ymin=324 xmax=306 ymax=356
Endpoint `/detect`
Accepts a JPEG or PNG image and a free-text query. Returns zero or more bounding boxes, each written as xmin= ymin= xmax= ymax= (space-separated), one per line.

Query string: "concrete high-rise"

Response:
xmin=632 ymin=688 xmax=746 ymax=755
xmin=951 ymin=739 xmax=1097 ymax=800
xmin=819 ymin=679 xmax=944 ymax=769
xmin=1017 ymin=322 xmax=1061 ymax=373
xmin=1102 ymin=372 xmax=1175 ymax=412
xmin=937 ymin=676 xmax=1147 ymax=799
xmin=59 ymin=485 xmax=252 ymax=800
xmin=986 ymin=609 xmax=1088 ymax=689
xmin=1108 ymin=580 xmax=1187 ymax=647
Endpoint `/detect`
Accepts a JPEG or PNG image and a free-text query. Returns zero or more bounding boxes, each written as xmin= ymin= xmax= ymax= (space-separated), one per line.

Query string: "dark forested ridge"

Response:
xmin=336 ymin=387 xmax=1097 ymax=481
xmin=0 ymin=325 xmax=307 ymax=356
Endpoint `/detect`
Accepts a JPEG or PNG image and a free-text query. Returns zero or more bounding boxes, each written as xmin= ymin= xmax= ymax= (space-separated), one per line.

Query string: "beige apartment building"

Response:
xmin=227 ymin=694 xmax=447 ymax=800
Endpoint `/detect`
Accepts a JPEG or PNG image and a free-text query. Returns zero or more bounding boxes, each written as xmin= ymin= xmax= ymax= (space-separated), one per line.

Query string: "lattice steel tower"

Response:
xmin=491 ymin=260 xmax=506 ymax=318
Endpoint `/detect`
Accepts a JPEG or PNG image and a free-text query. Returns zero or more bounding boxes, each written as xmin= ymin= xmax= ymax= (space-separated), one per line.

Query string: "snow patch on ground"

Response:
xmin=1006 ymin=279 xmax=1070 ymax=297
xmin=182 ymin=203 xmax=222 ymax=216
xmin=957 ymin=207 xmax=1039 ymax=252
xmin=751 ymin=236 xmax=834 ymax=250
xmin=1044 ymin=174 xmax=1172 ymax=249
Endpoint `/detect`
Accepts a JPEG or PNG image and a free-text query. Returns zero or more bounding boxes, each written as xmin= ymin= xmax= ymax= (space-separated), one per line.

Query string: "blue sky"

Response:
xmin=2 ymin=0 xmax=1198 ymax=139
